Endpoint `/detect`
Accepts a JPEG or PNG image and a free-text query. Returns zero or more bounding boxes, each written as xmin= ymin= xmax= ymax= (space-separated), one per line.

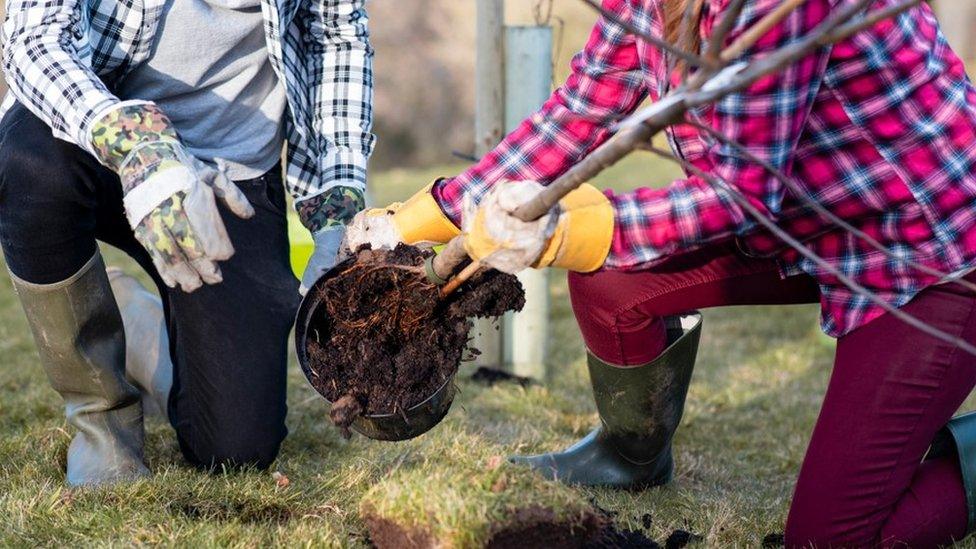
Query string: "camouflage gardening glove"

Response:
xmin=91 ymin=103 xmax=255 ymax=293
xmin=295 ymin=187 xmax=366 ymax=295
xmin=343 ymin=180 xmax=460 ymax=253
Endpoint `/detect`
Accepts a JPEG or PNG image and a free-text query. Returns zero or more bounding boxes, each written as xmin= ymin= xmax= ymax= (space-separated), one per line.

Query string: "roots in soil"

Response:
xmin=305 ymin=244 xmax=525 ymax=435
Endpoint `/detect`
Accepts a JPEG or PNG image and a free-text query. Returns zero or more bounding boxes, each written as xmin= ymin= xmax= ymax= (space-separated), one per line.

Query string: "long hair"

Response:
xmin=664 ymin=0 xmax=706 ymax=54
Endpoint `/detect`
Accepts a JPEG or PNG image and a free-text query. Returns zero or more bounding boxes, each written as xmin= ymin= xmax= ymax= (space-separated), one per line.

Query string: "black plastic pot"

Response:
xmin=294 ymin=258 xmax=457 ymax=441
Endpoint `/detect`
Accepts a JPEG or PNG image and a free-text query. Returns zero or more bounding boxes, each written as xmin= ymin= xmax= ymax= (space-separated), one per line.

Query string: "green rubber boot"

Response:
xmin=928 ymin=410 xmax=976 ymax=532
xmin=511 ymin=313 xmax=702 ymax=489
xmin=11 ymin=253 xmax=150 ymax=486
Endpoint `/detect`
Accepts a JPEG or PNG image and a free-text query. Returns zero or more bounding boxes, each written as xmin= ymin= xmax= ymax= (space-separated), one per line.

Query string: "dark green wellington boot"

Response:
xmin=11 ymin=253 xmax=150 ymax=486
xmin=511 ymin=313 xmax=703 ymax=488
xmin=928 ymin=410 xmax=976 ymax=532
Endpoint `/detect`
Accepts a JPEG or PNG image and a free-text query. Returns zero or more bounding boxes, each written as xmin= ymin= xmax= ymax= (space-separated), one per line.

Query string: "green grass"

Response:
xmin=0 ymin=153 xmax=972 ymax=546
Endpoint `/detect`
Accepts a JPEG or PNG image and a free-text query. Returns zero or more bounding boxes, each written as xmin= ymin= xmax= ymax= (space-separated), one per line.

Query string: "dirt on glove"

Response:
xmin=305 ymin=244 xmax=525 ymax=435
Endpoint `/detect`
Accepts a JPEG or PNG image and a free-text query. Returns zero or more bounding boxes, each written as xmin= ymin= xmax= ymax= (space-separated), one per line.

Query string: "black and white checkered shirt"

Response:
xmin=0 ymin=0 xmax=374 ymax=212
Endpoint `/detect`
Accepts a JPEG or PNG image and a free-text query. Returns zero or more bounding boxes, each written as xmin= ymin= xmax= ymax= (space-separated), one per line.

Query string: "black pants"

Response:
xmin=0 ymin=103 xmax=299 ymax=470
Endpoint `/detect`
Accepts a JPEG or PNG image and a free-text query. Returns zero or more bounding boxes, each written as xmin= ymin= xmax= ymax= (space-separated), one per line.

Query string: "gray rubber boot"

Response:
xmin=511 ymin=313 xmax=703 ymax=489
xmin=107 ymin=268 xmax=172 ymax=419
xmin=11 ymin=253 xmax=150 ymax=486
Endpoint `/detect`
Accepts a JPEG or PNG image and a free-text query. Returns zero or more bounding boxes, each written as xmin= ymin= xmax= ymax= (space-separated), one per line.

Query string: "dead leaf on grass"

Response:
xmin=271 ymin=471 xmax=290 ymax=488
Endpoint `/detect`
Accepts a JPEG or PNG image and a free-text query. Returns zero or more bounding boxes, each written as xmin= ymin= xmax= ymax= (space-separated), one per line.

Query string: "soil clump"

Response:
xmin=470 ymin=366 xmax=537 ymax=388
xmin=305 ymin=245 xmax=524 ymax=434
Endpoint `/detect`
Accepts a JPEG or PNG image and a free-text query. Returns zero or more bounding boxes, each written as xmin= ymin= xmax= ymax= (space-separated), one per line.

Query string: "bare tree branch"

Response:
xmin=432 ymin=0 xmax=958 ymax=352
xmin=683 ymin=117 xmax=976 ymax=294
xmin=824 ymin=0 xmax=920 ymax=43
xmin=642 ymin=144 xmax=976 ymax=357
xmin=578 ymin=0 xmax=709 ymax=69
xmin=721 ymin=0 xmax=806 ymax=62
xmin=690 ymin=0 xmax=920 ymax=106
xmin=706 ymin=0 xmax=748 ymax=64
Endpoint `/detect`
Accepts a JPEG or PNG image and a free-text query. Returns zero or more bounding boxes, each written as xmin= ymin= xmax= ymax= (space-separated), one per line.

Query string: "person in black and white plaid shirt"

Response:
xmin=0 ymin=0 xmax=373 ymax=485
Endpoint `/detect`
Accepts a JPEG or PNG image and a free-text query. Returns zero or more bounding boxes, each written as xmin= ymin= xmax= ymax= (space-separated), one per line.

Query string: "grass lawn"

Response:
xmin=1 ymin=152 xmax=973 ymax=546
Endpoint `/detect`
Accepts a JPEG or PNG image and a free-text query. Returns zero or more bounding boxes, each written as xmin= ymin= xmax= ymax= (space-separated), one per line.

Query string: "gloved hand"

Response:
xmin=463 ymin=180 xmax=615 ymax=274
xmin=344 ymin=181 xmax=460 ymax=252
xmin=91 ymin=103 xmax=254 ymax=292
xmin=299 ymin=227 xmax=346 ymax=296
xmin=295 ymin=186 xmax=366 ymax=295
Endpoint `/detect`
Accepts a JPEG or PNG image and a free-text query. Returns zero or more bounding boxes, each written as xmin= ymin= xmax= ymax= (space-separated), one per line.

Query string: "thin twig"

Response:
xmin=437 ymin=0 xmax=946 ymax=351
xmin=441 ymin=261 xmax=482 ymax=298
xmin=706 ymin=0 xmax=748 ymax=63
xmin=683 ymin=117 xmax=976 ymax=294
xmin=823 ymin=0 xmax=921 ymax=44
xmin=643 ymin=144 xmax=976 ymax=357
xmin=578 ymin=0 xmax=709 ymax=69
xmin=721 ymin=0 xmax=806 ymax=61
xmin=690 ymin=0 xmax=920 ymax=106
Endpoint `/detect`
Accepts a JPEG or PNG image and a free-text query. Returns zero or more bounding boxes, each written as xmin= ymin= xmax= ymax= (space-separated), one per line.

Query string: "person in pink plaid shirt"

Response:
xmin=346 ymin=0 xmax=976 ymax=544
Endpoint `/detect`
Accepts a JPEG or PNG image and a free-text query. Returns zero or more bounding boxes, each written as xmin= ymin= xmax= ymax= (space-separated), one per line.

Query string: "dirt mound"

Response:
xmin=366 ymin=505 xmax=606 ymax=549
xmin=470 ymin=366 xmax=537 ymax=388
xmin=305 ymin=245 xmax=524 ymax=434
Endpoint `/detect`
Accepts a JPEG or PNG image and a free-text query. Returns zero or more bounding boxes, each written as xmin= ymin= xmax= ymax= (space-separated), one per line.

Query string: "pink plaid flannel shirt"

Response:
xmin=434 ymin=0 xmax=976 ymax=336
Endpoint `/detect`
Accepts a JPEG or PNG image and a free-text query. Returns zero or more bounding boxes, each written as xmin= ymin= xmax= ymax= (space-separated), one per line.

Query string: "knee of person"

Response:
xmin=783 ymin=517 xmax=822 ymax=548
xmin=567 ymin=270 xmax=667 ymax=333
xmin=183 ymin=427 xmax=285 ymax=472
xmin=567 ymin=270 xmax=624 ymax=316
xmin=784 ymin=512 xmax=864 ymax=548
xmin=0 ymin=129 xmax=76 ymax=203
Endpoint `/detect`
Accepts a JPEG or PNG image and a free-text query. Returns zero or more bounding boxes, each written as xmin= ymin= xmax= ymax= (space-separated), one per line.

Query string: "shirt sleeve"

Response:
xmin=1 ymin=0 xmax=123 ymax=156
xmin=295 ymin=0 xmax=376 ymax=230
xmin=434 ymin=0 xmax=648 ymax=225
xmin=604 ymin=0 xmax=832 ymax=269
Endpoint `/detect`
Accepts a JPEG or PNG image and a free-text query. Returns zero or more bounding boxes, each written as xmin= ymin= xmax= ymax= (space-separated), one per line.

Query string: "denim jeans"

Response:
xmin=0 ymin=103 xmax=299 ymax=469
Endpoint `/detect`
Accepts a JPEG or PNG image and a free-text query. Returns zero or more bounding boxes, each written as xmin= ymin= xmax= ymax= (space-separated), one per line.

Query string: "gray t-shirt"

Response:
xmin=116 ymin=0 xmax=286 ymax=180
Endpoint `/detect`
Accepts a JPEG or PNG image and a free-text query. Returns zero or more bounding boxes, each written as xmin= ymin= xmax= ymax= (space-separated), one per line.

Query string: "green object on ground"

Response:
xmin=289 ymin=210 xmax=314 ymax=279
xmin=10 ymin=253 xmax=149 ymax=486
xmin=510 ymin=313 xmax=702 ymax=488
xmin=931 ymin=410 xmax=976 ymax=532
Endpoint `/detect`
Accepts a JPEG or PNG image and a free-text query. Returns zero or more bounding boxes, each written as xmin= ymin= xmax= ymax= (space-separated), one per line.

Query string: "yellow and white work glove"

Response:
xmin=462 ymin=181 xmax=615 ymax=274
xmin=343 ymin=181 xmax=460 ymax=252
xmin=91 ymin=103 xmax=254 ymax=293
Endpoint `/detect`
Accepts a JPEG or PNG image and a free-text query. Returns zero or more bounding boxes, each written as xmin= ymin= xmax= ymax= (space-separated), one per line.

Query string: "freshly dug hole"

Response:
xmin=305 ymin=244 xmax=524 ymax=434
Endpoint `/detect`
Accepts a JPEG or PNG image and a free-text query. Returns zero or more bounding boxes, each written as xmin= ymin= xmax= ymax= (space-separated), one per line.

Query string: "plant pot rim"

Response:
xmin=294 ymin=257 xmax=456 ymax=440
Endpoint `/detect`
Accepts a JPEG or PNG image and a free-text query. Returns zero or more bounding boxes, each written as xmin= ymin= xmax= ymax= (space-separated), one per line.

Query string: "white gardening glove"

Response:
xmin=344 ymin=208 xmax=402 ymax=252
xmin=91 ymin=104 xmax=254 ymax=293
xmin=343 ymin=181 xmax=461 ymax=253
xmin=462 ymin=181 xmax=559 ymax=274
xmin=300 ymin=227 xmax=346 ymax=296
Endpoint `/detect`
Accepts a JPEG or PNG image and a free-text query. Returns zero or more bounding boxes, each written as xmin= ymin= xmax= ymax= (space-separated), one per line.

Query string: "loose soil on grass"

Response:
xmin=305 ymin=244 xmax=525 ymax=433
xmin=365 ymin=505 xmax=607 ymax=549
xmin=470 ymin=366 xmax=537 ymax=388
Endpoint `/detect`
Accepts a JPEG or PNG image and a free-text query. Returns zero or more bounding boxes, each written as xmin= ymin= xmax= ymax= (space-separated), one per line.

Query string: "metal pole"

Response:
xmin=472 ymin=0 xmax=506 ymax=368
xmin=502 ymin=25 xmax=553 ymax=380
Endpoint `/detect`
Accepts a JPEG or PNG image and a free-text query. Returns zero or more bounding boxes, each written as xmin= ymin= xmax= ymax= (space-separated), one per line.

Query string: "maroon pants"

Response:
xmin=568 ymin=240 xmax=976 ymax=547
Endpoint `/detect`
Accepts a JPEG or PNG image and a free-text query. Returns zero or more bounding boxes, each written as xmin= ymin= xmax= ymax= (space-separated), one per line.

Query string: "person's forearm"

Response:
xmin=434 ymin=0 xmax=647 ymax=226
xmin=2 ymin=0 xmax=122 ymax=155
xmin=294 ymin=0 xmax=375 ymax=232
